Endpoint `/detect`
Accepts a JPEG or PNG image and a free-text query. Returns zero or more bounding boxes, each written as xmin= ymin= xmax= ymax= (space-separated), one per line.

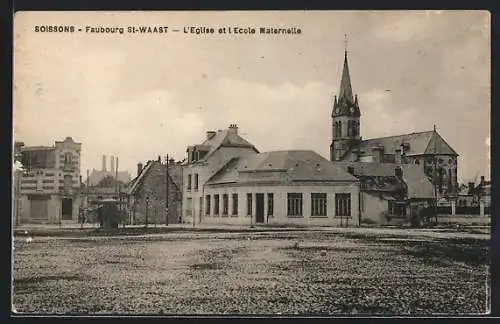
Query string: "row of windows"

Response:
xmin=187 ymin=174 xmax=199 ymax=191
xmin=21 ymin=186 xmax=74 ymax=191
xmin=23 ymin=179 xmax=78 ymax=184
xmin=22 ymin=172 xmax=76 ymax=178
xmin=203 ymin=192 xmax=351 ymax=218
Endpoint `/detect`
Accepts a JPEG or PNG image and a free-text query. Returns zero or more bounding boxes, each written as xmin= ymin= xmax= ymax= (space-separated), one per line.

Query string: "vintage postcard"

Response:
xmin=12 ymin=10 xmax=490 ymax=316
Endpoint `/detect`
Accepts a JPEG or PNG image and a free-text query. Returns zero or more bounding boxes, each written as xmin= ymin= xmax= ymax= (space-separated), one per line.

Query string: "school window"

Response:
xmin=246 ymin=193 xmax=252 ymax=217
xmin=287 ymin=193 xmax=303 ymax=217
xmin=222 ymin=194 xmax=229 ymax=216
xmin=214 ymin=194 xmax=220 ymax=216
xmin=205 ymin=195 xmax=211 ymax=216
xmin=194 ymin=174 xmax=199 ymax=191
xmin=267 ymin=193 xmax=274 ymax=218
xmin=335 ymin=193 xmax=351 ymax=217
xmin=187 ymin=174 xmax=192 ymax=191
xmin=232 ymin=194 xmax=238 ymax=216
xmin=311 ymin=193 xmax=327 ymax=217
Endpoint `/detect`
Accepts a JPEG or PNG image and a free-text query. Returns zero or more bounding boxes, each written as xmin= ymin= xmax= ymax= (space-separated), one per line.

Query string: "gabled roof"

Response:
xmin=206 ymin=150 xmax=358 ymax=185
xmin=128 ymin=161 xmax=154 ymax=194
xmin=194 ymin=129 xmax=259 ymax=162
xmin=334 ymin=162 xmax=435 ymax=199
xmin=128 ymin=160 xmax=183 ymax=195
xmin=357 ymin=130 xmax=458 ymax=157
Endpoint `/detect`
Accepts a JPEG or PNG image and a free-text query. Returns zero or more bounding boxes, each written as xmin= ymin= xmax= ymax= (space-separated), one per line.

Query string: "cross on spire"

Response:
xmin=339 ymin=34 xmax=353 ymax=101
xmin=344 ymin=34 xmax=348 ymax=57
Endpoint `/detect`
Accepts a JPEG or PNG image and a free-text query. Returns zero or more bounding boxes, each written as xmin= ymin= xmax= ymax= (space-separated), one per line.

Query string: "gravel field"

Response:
xmin=12 ymin=231 xmax=489 ymax=315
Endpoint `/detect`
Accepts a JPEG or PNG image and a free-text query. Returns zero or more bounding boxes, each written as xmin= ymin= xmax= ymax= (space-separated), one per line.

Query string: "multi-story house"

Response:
xmin=182 ymin=124 xmax=259 ymax=224
xmin=14 ymin=137 xmax=82 ymax=224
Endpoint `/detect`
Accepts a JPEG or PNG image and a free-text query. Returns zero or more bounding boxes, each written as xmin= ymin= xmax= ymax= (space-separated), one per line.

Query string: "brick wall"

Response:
xmin=131 ymin=162 xmax=182 ymax=224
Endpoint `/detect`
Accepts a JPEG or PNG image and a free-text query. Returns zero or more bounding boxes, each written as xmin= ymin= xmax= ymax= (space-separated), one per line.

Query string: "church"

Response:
xmin=329 ymin=48 xmax=459 ymax=205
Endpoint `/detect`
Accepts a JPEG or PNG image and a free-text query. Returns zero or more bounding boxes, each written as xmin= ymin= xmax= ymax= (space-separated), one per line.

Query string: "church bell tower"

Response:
xmin=330 ymin=36 xmax=361 ymax=161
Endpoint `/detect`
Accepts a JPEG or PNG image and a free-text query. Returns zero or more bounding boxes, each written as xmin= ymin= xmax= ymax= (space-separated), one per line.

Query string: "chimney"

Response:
xmin=228 ymin=124 xmax=239 ymax=135
xmin=206 ymin=131 xmax=216 ymax=140
xmin=137 ymin=163 xmax=143 ymax=176
xmin=395 ymin=166 xmax=403 ymax=178
xmin=115 ymin=157 xmax=119 ymax=173
xmin=480 ymin=176 xmax=485 ymax=187
xmin=102 ymin=155 xmax=107 ymax=171
xmin=158 ymin=155 xmax=161 ymax=162
xmin=395 ymin=148 xmax=402 ymax=164
xmin=110 ymin=156 xmax=115 ymax=173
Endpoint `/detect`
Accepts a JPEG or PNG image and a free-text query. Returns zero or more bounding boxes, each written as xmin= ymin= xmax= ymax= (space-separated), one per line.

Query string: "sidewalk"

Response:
xmin=12 ymin=222 xmax=490 ymax=241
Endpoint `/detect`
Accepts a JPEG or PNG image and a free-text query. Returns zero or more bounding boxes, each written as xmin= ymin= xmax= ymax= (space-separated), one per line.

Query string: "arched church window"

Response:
xmin=347 ymin=121 xmax=352 ymax=137
xmin=415 ymin=159 xmax=420 ymax=165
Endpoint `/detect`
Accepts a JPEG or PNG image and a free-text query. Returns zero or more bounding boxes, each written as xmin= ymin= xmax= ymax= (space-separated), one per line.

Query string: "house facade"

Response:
xmin=128 ymin=157 xmax=183 ymax=225
xmin=203 ymin=150 xmax=361 ymax=227
xmin=14 ymin=137 xmax=83 ymax=224
xmin=335 ymin=162 xmax=435 ymax=225
xmin=182 ymin=124 xmax=259 ymax=224
xmin=457 ymin=176 xmax=491 ymax=216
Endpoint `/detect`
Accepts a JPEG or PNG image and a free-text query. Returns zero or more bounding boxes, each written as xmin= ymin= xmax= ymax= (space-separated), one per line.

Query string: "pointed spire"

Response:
xmin=339 ymin=35 xmax=354 ymax=102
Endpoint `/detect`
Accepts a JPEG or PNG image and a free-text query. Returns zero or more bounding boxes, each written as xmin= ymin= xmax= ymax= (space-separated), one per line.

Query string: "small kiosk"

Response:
xmin=91 ymin=198 xmax=127 ymax=229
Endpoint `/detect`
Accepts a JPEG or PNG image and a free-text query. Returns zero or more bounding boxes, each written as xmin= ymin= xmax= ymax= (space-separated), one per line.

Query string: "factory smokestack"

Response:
xmin=110 ymin=156 xmax=115 ymax=173
xmin=102 ymin=155 xmax=107 ymax=172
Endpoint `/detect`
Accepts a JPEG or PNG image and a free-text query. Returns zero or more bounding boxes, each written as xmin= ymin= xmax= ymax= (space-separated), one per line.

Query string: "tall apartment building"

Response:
xmin=14 ymin=137 xmax=83 ymax=224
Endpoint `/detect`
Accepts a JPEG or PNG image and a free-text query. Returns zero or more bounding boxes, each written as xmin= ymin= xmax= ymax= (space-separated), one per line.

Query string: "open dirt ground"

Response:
xmin=12 ymin=230 xmax=489 ymax=315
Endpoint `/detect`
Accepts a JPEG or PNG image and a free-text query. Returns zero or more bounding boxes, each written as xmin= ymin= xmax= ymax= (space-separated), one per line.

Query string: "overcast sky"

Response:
xmin=13 ymin=11 xmax=490 ymax=182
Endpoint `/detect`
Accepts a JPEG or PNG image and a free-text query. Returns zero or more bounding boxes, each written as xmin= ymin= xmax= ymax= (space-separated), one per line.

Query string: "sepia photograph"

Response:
xmin=12 ymin=10 xmax=490 ymax=316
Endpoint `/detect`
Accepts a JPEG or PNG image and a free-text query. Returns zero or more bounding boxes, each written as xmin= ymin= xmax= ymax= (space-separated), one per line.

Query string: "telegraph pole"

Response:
xmin=165 ymin=154 xmax=169 ymax=226
xmin=145 ymin=196 xmax=149 ymax=228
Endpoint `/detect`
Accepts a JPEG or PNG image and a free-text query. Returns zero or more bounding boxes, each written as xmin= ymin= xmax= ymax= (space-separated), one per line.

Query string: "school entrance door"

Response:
xmin=255 ymin=193 xmax=265 ymax=223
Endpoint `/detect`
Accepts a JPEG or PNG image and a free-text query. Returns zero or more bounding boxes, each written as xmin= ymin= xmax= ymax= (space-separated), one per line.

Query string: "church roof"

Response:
xmin=206 ymin=150 xmax=358 ymax=185
xmin=357 ymin=130 xmax=458 ymax=157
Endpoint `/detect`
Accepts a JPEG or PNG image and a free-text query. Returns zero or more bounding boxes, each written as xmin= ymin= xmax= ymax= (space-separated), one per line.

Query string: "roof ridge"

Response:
xmin=362 ymin=130 xmax=434 ymax=141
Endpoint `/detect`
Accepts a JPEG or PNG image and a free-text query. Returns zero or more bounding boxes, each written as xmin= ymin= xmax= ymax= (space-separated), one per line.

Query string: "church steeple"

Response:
xmin=330 ymin=35 xmax=361 ymax=162
xmin=332 ymin=35 xmax=360 ymax=118
xmin=339 ymin=49 xmax=354 ymax=102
